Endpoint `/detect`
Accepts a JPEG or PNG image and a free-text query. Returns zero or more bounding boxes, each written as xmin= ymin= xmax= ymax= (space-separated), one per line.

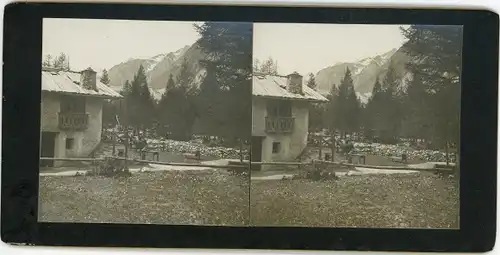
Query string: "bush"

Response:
xmin=89 ymin=158 xmax=132 ymax=177
xmin=227 ymin=167 xmax=249 ymax=177
xmin=286 ymin=164 xmax=339 ymax=181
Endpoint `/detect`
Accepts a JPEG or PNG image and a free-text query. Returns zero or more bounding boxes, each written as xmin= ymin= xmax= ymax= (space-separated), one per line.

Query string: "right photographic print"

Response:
xmin=250 ymin=23 xmax=461 ymax=228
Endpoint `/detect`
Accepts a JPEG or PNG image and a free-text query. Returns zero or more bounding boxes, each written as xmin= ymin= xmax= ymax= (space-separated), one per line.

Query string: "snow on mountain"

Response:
xmin=107 ymin=44 xmax=204 ymax=90
xmin=359 ymin=57 xmax=373 ymax=66
xmin=192 ymin=69 xmax=207 ymax=88
xmin=315 ymin=47 xmax=407 ymax=95
xmin=145 ymin=54 xmax=167 ymax=73
xmin=148 ymin=44 xmax=205 ymax=89
xmin=356 ymin=92 xmax=372 ymax=105
xmin=171 ymin=45 xmax=190 ymax=61
xmin=351 ymin=65 xmax=364 ymax=76
xmin=152 ymin=53 xmax=166 ymax=62
xmin=149 ymin=88 xmax=166 ymax=101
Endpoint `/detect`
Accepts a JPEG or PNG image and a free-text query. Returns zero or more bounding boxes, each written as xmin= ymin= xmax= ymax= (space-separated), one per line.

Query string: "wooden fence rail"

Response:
xmin=250 ymin=161 xmax=311 ymax=166
xmin=313 ymin=160 xmax=455 ymax=172
xmin=115 ymin=157 xmax=248 ymax=169
xmin=39 ymin=156 xmax=247 ymax=169
xmin=39 ymin=157 xmax=453 ymax=172
xmin=40 ymin=157 xmax=105 ymax=162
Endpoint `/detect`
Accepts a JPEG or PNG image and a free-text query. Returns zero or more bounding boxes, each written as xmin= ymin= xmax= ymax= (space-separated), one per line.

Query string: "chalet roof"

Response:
xmin=252 ymin=74 xmax=328 ymax=102
xmin=42 ymin=69 xmax=122 ymax=99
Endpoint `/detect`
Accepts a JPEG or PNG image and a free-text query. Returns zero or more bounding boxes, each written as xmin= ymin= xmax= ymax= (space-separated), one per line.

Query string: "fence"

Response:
xmin=313 ymin=160 xmax=455 ymax=173
xmin=40 ymin=157 xmax=105 ymax=162
xmin=39 ymin=156 xmax=454 ymax=173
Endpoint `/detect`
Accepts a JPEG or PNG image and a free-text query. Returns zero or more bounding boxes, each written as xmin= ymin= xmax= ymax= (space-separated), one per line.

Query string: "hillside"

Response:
xmin=106 ymin=44 xmax=206 ymax=96
xmin=106 ymin=44 xmax=411 ymax=104
xmin=315 ymin=47 xmax=410 ymax=98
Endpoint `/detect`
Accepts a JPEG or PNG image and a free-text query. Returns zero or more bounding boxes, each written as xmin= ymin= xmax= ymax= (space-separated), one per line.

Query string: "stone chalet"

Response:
xmin=251 ymin=72 xmax=328 ymax=171
xmin=40 ymin=67 xmax=122 ymax=167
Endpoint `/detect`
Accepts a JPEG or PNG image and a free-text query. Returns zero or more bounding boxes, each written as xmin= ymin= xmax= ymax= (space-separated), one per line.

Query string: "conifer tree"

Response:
xmin=194 ymin=22 xmax=252 ymax=144
xmin=157 ymin=75 xmax=174 ymax=137
xmin=126 ymin=65 xmax=151 ymax=133
xmin=158 ymin=59 xmax=197 ymax=140
xmin=325 ymin=84 xmax=341 ymax=133
xmin=100 ymin=69 xmax=111 ymax=85
xmin=306 ymin=73 xmax=323 ymax=132
xmin=120 ymin=80 xmax=132 ymax=96
xmin=53 ymin=53 xmax=70 ymax=70
xmin=196 ymin=65 xmax=224 ymax=136
xmin=377 ymin=65 xmax=403 ymax=142
xmin=401 ymin=25 xmax=462 ymax=152
xmin=364 ymin=77 xmax=384 ymax=139
xmin=43 ymin=55 xmax=53 ymax=67
xmin=402 ymin=72 xmax=430 ymax=140
xmin=307 ymin=73 xmax=317 ymax=89
xmin=255 ymin=57 xmax=279 ymax=75
xmin=101 ymin=68 xmax=115 ymax=128
xmin=336 ymin=68 xmax=361 ymax=136
xmin=165 ymin=73 xmax=175 ymax=92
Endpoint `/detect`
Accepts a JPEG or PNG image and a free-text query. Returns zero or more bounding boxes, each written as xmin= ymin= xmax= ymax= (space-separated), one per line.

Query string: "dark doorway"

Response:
xmin=40 ymin=132 xmax=57 ymax=167
xmin=251 ymin=136 xmax=263 ymax=171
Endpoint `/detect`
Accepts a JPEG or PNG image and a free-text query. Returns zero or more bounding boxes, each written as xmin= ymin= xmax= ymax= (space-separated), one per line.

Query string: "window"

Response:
xmin=272 ymin=142 xmax=281 ymax=154
xmin=66 ymin=138 xmax=74 ymax=150
xmin=60 ymin=96 xmax=86 ymax=113
xmin=267 ymin=100 xmax=292 ymax=117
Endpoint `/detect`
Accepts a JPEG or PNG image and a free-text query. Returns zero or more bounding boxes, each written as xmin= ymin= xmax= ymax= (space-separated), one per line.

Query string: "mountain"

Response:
xmin=107 ymin=44 xmax=206 ymax=98
xmin=315 ymin=47 xmax=410 ymax=101
xmin=147 ymin=45 xmax=205 ymax=89
xmin=108 ymin=58 xmax=153 ymax=88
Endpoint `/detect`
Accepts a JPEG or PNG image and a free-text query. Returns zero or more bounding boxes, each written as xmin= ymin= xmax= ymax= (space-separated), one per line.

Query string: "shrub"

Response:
xmin=286 ymin=164 xmax=339 ymax=181
xmin=89 ymin=157 xmax=132 ymax=177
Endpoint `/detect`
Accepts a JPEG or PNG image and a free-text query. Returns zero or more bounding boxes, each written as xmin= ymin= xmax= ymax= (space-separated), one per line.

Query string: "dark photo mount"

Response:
xmin=2 ymin=2 xmax=498 ymax=252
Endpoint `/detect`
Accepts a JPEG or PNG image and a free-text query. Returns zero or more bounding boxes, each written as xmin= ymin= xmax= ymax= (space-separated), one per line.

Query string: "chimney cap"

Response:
xmin=82 ymin=67 xmax=96 ymax=73
xmin=287 ymin=71 xmax=302 ymax=78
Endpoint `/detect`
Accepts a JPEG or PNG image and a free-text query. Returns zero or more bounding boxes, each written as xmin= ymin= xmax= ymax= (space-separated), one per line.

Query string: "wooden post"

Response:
xmin=123 ymin=99 xmax=129 ymax=169
xmin=318 ymin=136 xmax=323 ymax=160
xmin=445 ymin=141 xmax=449 ymax=166
xmin=112 ymin=133 xmax=116 ymax=156
xmin=239 ymin=138 xmax=243 ymax=163
xmin=330 ymin=133 xmax=335 ymax=162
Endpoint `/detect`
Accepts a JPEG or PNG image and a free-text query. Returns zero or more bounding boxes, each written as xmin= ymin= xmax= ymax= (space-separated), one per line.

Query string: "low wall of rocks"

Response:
xmin=146 ymin=138 xmax=249 ymax=160
xmin=352 ymin=142 xmax=457 ymax=162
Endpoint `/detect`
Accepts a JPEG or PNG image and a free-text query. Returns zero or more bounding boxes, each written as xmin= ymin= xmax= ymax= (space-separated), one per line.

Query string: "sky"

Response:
xmin=42 ymin=18 xmax=201 ymax=71
xmin=253 ymin=23 xmax=409 ymax=76
xmin=43 ymin=19 xmax=408 ymax=74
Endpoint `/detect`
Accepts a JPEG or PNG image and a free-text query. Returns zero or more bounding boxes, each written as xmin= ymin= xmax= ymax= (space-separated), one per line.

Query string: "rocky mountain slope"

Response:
xmin=106 ymin=44 xmax=411 ymax=103
xmin=106 ymin=44 xmax=206 ymax=99
xmin=315 ymin=47 xmax=410 ymax=101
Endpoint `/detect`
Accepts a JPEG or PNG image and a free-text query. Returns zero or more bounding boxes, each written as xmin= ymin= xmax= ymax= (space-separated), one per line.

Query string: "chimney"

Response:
xmin=286 ymin=72 xmax=303 ymax=94
xmin=80 ymin=67 xmax=97 ymax=91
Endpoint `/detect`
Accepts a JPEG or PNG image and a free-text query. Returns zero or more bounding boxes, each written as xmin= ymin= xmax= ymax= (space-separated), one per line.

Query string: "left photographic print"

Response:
xmin=38 ymin=18 xmax=253 ymax=226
